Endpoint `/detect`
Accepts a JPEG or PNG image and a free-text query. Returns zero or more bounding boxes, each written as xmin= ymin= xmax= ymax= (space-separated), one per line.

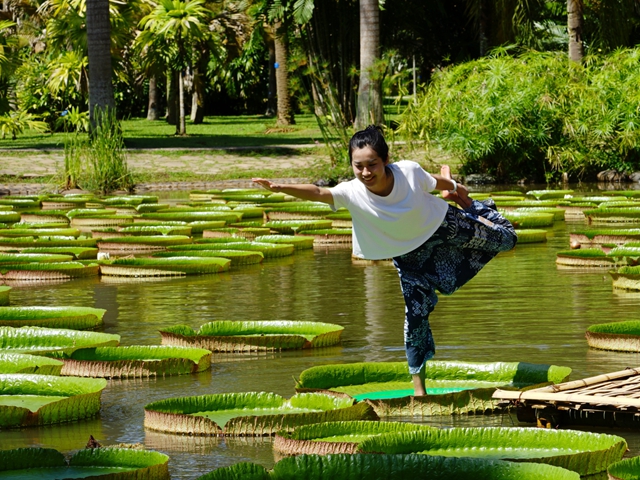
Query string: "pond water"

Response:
xmin=4 ymin=191 xmax=640 ymax=478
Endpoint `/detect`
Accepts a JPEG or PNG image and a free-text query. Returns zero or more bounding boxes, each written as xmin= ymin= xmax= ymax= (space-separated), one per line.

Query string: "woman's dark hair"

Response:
xmin=348 ymin=125 xmax=389 ymax=163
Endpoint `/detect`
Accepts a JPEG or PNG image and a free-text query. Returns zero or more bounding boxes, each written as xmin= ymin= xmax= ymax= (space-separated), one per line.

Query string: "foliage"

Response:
xmin=62 ymin=107 xmax=133 ymax=193
xmin=399 ymin=48 xmax=640 ymax=182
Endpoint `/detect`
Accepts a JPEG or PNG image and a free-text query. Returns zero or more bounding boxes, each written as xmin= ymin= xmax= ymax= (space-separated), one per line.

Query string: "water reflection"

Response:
xmin=5 ymin=204 xmax=640 ymax=477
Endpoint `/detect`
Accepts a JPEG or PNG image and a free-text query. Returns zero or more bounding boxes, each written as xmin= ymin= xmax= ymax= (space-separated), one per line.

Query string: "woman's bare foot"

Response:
xmin=440 ymin=165 xmax=472 ymax=209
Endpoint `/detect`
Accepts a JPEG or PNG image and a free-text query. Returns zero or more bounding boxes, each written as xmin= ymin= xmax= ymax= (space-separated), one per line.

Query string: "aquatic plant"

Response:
xmin=160 ymin=320 xmax=344 ymax=351
xmin=514 ymin=229 xmax=547 ymax=244
xmin=0 ymin=326 xmax=120 ymax=357
xmin=586 ymin=321 xmax=640 ymax=352
xmin=0 ymin=373 xmax=107 ymax=427
xmin=61 ymin=345 xmax=212 ymax=378
xmin=198 ymin=454 xmax=580 ymax=480
xmin=153 ymin=250 xmax=264 ymax=266
xmin=99 ymin=257 xmax=231 ymax=277
xmin=357 ymin=427 xmax=626 ymax=476
xmin=0 ymin=352 xmax=63 ymax=375
xmin=273 ymin=420 xmax=433 ymax=455
xmin=144 ymin=391 xmax=377 ymax=436
xmin=0 ymin=306 xmax=106 ymax=329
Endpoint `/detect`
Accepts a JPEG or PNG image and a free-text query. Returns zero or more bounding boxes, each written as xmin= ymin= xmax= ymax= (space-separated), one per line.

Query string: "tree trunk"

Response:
xmin=274 ymin=21 xmax=295 ymax=126
xmin=86 ymin=0 xmax=115 ymax=122
xmin=166 ymin=70 xmax=177 ymax=125
xmin=190 ymin=62 xmax=205 ymax=124
xmin=568 ymin=0 xmax=584 ymax=62
xmin=478 ymin=0 xmax=489 ymax=56
xmin=177 ymin=69 xmax=186 ymax=135
xmin=354 ymin=0 xmax=383 ymax=130
xmin=147 ymin=75 xmax=159 ymax=121
xmin=266 ymin=39 xmax=276 ymax=117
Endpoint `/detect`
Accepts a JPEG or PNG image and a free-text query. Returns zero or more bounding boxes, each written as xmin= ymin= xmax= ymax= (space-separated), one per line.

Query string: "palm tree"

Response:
xmin=354 ymin=0 xmax=383 ymax=130
xmin=568 ymin=0 xmax=584 ymax=62
xmin=86 ymin=0 xmax=115 ymax=118
xmin=139 ymin=0 xmax=210 ymax=135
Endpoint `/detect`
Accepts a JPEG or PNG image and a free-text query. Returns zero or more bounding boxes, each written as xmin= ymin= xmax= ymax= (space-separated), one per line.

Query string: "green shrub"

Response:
xmin=399 ymin=48 xmax=640 ymax=182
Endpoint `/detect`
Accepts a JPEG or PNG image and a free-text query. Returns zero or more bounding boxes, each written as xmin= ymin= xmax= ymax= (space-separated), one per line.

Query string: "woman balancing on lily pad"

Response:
xmin=253 ymin=125 xmax=517 ymax=396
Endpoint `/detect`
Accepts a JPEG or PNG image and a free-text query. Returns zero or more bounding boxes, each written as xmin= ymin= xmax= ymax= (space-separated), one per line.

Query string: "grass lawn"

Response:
xmin=0 ymin=114 xmax=327 ymax=151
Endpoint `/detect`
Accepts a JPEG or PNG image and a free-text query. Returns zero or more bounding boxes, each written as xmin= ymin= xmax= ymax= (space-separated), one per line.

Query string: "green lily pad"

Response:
xmin=0 ymin=353 xmax=63 ymax=375
xmin=295 ymin=361 xmax=571 ymax=416
xmin=0 ymin=286 xmax=9 ymax=306
xmin=586 ymin=320 xmax=640 ymax=351
xmin=274 ymin=420 xmax=433 ymax=455
xmin=99 ymin=257 xmax=231 ymax=276
xmin=144 ymin=391 xmax=377 ymax=436
xmin=0 ymin=306 xmax=106 ymax=330
xmin=357 ymin=427 xmax=626 ymax=475
xmin=0 ymin=374 xmax=107 ymax=427
xmin=198 ymin=454 xmax=580 ymax=480
xmin=0 ymin=326 xmax=120 ymax=357
xmin=160 ymin=320 xmax=343 ymax=351
xmin=62 ymin=345 xmax=212 ymax=378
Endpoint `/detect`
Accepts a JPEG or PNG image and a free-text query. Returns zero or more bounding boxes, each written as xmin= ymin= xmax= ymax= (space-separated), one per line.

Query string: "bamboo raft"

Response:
xmin=493 ymin=367 xmax=640 ymax=428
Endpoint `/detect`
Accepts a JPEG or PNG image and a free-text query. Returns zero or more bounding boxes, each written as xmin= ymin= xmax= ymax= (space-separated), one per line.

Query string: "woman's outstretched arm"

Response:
xmin=252 ymin=178 xmax=334 ymax=205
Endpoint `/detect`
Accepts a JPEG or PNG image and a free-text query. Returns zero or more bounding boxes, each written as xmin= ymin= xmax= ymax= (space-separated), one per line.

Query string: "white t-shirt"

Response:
xmin=330 ymin=161 xmax=449 ymax=260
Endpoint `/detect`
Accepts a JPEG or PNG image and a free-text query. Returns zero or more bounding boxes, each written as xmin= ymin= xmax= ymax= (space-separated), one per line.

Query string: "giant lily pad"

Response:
xmin=570 ymin=229 xmax=640 ymax=248
xmin=515 ymin=229 xmax=547 ymax=244
xmin=144 ymin=391 xmax=378 ymax=436
xmin=264 ymin=220 xmax=333 ymax=234
xmin=608 ymin=455 xmax=640 ymax=480
xmin=610 ymin=266 xmax=640 ymax=291
xmin=0 ymin=353 xmax=63 ymax=375
xmin=0 ymin=262 xmax=99 ymax=281
xmin=21 ymin=246 xmax=99 ymax=259
xmin=160 ymin=320 xmax=344 ymax=352
xmin=99 ymin=257 xmax=231 ymax=276
xmin=0 ymin=374 xmax=107 ymax=427
xmin=0 ymin=286 xmax=9 ymax=306
xmin=273 ymin=420 xmax=433 ymax=455
xmin=190 ymin=241 xmax=295 ymax=258
xmin=586 ymin=321 xmax=640 ymax=351
xmin=555 ymin=249 xmax=616 ymax=267
xmin=197 ymin=454 xmax=579 ymax=480
xmin=585 ymin=207 xmax=640 ymax=225
xmin=0 ymin=306 xmax=106 ymax=329
xmin=357 ymin=427 xmax=627 ymax=476
xmin=527 ymin=189 xmax=573 ymax=200
xmin=502 ymin=212 xmax=555 ymax=228
xmin=0 ymin=252 xmax=75 ymax=263
xmin=0 ymin=326 xmax=120 ymax=357
xmin=0 ymin=228 xmax=81 ymax=238
xmin=153 ymin=249 xmax=264 ymax=266
xmin=297 ymin=229 xmax=353 ymax=245
xmin=254 ymin=235 xmax=315 ymax=250
xmin=61 ymin=345 xmax=212 ymax=378
xmin=97 ymin=235 xmax=193 ymax=253
xmin=295 ymin=361 xmax=571 ymax=416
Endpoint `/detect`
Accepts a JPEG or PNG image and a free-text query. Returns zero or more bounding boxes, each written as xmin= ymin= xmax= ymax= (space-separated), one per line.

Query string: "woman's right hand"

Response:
xmin=252 ymin=178 xmax=281 ymax=192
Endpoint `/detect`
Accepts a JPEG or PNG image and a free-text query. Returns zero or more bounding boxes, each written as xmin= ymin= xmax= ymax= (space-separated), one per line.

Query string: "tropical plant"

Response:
xmin=138 ymin=0 xmax=211 ymax=135
xmin=0 ymin=373 xmax=107 ymax=427
xmin=399 ymin=48 xmax=640 ymax=182
xmin=273 ymin=420 xmax=433 ymax=455
xmin=98 ymin=256 xmax=232 ymax=276
xmin=0 ymin=447 xmax=170 ymax=479
xmin=357 ymin=427 xmax=627 ymax=476
xmin=0 ymin=352 xmax=63 ymax=375
xmin=160 ymin=320 xmax=344 ymax=351
xmin=0 ymin=326 xmax=120 ymax=356
xmin=0 ymin=305 xmax=106 ymax=329
xmin=144 ymin=391 xmax=376 ymax=435
xmin=198 ymin=453 xmax=581 ymax=480
xmin=61 ymin=345 xmax=212 ymax=377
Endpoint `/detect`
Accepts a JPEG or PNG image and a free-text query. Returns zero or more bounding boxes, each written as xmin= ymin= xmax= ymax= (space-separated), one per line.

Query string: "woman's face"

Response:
xmin=351 ymin=146 xmax=390 ymax=195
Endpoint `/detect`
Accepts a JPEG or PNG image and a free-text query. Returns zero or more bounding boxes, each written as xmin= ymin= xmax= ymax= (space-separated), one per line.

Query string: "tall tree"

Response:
xmin=139 ymin=0 xmax=210 ymax=135
xmin=568 ymin=0 xmax=584 ymax=62
xmin=86 ymin=0 xmax=115 ymax=119
xmin=355 ymin=0 xmax=383 ymax=130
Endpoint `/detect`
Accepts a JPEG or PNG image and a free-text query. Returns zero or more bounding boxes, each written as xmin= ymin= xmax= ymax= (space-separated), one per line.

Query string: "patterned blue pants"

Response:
xmin=392 ymin=200 xmax=517 ymax=374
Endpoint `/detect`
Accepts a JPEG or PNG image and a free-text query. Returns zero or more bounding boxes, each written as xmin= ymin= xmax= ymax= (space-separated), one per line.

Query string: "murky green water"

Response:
xmin=4 ymin=195 xmax=640 ymax=478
